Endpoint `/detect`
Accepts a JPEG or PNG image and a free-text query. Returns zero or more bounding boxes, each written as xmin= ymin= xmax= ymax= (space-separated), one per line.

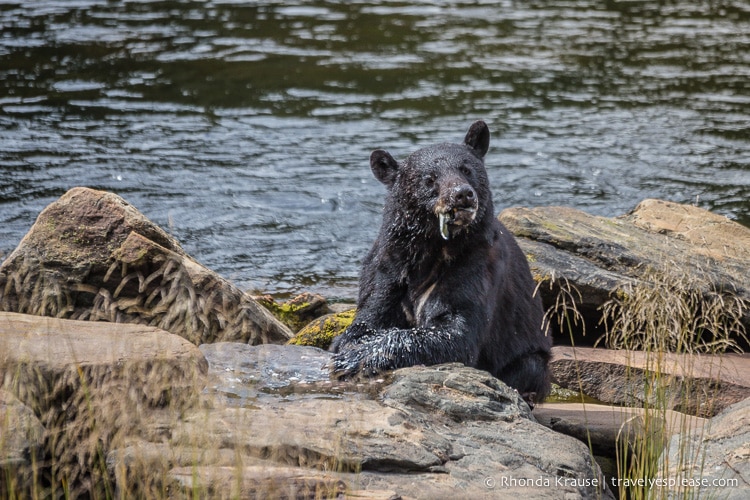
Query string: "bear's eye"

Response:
xmin=423 ymin=174 xmax=436 ymax=188
xmin=460 ymin=165 xmax=473 ymax=177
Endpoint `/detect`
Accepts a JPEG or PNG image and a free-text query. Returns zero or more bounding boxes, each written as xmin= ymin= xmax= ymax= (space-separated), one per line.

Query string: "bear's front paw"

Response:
xmin=330 ymin=349 xmax=364 ymax=380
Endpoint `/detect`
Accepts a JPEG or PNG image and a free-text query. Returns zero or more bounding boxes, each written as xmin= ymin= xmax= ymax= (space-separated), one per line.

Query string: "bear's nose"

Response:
xmin=451 ymin=185 xmax=476 ymax=208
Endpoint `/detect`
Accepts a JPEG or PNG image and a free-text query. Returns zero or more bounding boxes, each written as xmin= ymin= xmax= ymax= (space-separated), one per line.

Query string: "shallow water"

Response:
xmin=2 ymin=0 xmax=748 ymax=300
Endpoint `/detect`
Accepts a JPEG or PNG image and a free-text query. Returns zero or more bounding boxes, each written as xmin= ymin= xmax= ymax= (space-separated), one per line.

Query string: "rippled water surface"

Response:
xmin=2 ymin=0 xmax=749 ymax=299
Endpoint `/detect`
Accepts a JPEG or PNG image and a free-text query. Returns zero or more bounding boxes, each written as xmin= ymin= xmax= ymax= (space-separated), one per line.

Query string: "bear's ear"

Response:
xmin=370 ymin=149 xmax=399 ymax=187
xmin=463 ymin=120 xmax=490 ymax=159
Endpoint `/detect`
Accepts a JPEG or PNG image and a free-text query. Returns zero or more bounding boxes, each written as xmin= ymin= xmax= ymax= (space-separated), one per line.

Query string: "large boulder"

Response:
xmin=107 ymin=343 xmax=613 ymax=499
xmin=500 ymin=199 xmax=750 ymax=344
xmin=657 ymin=396 xmax=750 ymax=500
xmin=0 ymin=311 xmax=207 ymax=497
xmin=0 ymin=187 xmax=292 ymax=345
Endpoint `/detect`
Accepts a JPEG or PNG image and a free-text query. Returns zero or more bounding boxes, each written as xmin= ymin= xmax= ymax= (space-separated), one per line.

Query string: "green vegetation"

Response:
xmin=598 ymin=268 xmax=747 ymax=500
xmin=541 ymin=266 xmax=748 ymax=500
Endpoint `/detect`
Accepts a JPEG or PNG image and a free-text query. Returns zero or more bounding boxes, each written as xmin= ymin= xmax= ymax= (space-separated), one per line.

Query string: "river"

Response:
xmin=1 ymin=0 xmax=748 ymax=300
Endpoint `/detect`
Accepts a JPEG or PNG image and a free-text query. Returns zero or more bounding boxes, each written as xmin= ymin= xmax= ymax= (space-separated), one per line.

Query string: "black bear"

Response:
xmin=330 ymin=120 xmax=551 ymax=404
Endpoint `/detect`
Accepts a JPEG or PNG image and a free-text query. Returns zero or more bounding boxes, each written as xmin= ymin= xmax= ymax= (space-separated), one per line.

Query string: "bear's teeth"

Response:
xmin=439 ymin=212 xmax=451 ymax=240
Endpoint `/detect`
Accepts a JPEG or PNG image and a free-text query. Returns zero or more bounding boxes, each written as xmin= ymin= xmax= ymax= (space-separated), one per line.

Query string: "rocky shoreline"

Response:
xmin=1 ymin=187 xmax=749 ymax=498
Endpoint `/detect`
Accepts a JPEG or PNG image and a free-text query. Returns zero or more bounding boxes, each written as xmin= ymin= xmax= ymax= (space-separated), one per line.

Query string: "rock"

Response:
xmin=0 ymin=187 xmax=292 ymax=345
xmin=500 ymin=199 xmax=750 ymax=343
xmin=288 ymin=309 xmax=356 ymax=349
xmin=534 ymin=401 xmax=708 ymax=493
xmin=0 ymin=389 xmax=46 ymax=497
xmin=657 ymin=396 xmax=750 ymax=499
xmin=169 ymin=465 xmax=351 ymax=499
xmin=534 ymin=402 xmax=707 ymax=457
xmin=199 ymin=342 xmax=333 ymax=394
xmin=254 ymin=292 xmax=330 ymax=333
xmin=0 ymin=311 xmax=207 ymax=497
xmin=107 ymin=343 xmax=613 ymax=499
xmin=550 ymin=346 xmax=750 ymax=418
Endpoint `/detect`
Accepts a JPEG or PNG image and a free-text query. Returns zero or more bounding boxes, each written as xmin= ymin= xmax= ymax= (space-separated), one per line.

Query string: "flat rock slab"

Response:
xmin=550 ymin=346 xmax=750 ymax=417
xmin=0 ymin=187 xmax=292 ymax=345
xmin=1 ymin=312 xmax=207 ymax=375
xmin=0 ymin=311 xmax=209 ymax=414
xmin=108 ymin=343 xmax=614 ymax=499
xmin=534 ymin=402 xmax=707 ymax=456
xmin=0 ymin=311 xmax=208 ymax=495
xmin=500 ymin=199 xmax=750 ymax=340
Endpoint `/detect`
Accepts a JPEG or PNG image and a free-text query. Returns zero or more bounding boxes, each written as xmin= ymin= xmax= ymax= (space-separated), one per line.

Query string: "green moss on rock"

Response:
xmin=256 ymin=292 xmax=328 ymax=332
xmin=287 ymin=309 xmax=356 ymax=349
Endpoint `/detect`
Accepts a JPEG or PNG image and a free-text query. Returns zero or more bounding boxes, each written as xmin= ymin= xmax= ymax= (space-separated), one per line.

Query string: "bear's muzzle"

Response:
xmin=435 ymin=184 xmax=479 ymax=240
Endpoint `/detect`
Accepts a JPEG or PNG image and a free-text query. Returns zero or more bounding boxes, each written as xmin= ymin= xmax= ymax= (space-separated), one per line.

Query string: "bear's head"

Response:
xmin=370 ymin=120 xmax=492 ymax=241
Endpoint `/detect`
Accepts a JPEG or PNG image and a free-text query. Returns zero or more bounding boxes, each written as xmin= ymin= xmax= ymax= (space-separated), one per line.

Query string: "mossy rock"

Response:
xmin=256 ymin=292 xmax=329 ymax=333
xmin=287 ymin=309 xmax=356 ymax=349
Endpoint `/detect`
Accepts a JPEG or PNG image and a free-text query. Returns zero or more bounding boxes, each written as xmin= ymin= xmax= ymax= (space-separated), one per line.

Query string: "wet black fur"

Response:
xmin=330 ymin=121 xmax=551 ymax=401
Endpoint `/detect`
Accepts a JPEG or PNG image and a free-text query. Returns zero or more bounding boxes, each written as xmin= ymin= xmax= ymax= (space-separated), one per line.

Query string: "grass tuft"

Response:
xmin=598 ymin=266 xmax=747 ymax=500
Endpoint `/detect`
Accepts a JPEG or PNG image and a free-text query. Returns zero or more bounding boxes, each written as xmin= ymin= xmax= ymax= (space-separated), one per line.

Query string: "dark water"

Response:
xmin=2 ymin=1 xmax=749 ymax=300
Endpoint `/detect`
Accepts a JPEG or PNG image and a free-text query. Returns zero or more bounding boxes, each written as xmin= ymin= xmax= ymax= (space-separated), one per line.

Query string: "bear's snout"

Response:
xmin=435 ymin=183 xmax=478 ymax=218
xmin=450 ymin=184 xmax=477 ymax=210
